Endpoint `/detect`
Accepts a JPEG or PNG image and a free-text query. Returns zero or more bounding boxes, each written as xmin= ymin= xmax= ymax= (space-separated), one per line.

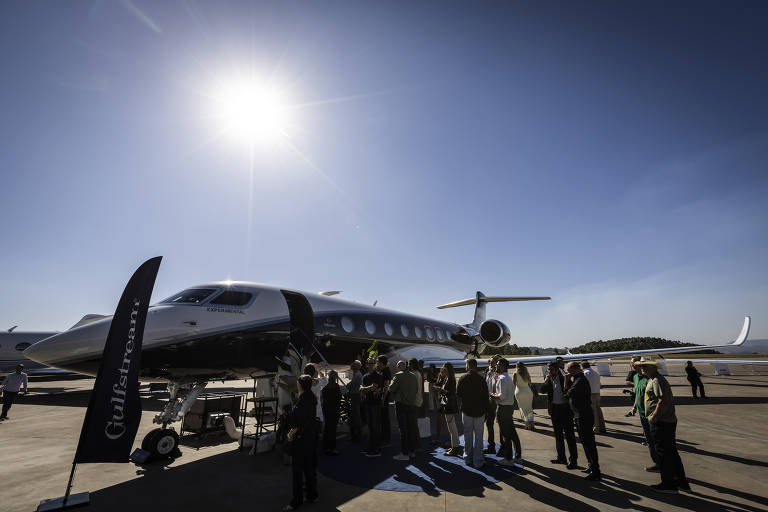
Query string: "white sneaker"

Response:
xmin=393 ymin=453 xmax=410 ymax=461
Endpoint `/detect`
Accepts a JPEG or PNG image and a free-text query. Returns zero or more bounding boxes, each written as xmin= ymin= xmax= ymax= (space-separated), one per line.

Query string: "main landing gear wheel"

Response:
xmin=141 ymin=428 xmax=180 ymax=458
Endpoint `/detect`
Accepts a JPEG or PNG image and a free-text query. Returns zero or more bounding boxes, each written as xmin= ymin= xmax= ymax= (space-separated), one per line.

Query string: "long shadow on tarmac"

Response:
xmin=58 ymin=441 xmax=768 ymax=512
xmin=687 ymin=477 xmax=768 ymax=510
xmin=525 ymin=460 xmax=764 ymax=512
xmin=86 ymin=448 xmax=368 ymax=511
xmin=597 ymin=429 xmax=768 ymax=468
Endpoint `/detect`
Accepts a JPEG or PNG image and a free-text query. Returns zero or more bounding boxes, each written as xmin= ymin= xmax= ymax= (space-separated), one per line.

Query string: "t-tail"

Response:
xmin=437 ymin=291 xmax=550 ymax=350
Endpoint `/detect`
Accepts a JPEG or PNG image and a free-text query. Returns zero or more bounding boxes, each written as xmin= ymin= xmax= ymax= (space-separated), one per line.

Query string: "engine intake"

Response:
xmin=478 ymin=319 xmax=511 ymax=348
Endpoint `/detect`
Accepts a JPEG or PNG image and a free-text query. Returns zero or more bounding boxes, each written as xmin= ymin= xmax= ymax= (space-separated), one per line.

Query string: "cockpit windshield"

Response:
xmin=160 ymin=288 xmax=218 ymax=304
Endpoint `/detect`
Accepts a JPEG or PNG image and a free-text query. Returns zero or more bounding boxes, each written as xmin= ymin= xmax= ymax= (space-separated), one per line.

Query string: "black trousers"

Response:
xmin=497 ymin=405 xmax=521 ymax=459
xmin=290 ymin=443 xmax=318 ymax=508
xmin=574 ymin=410 xmax=599 ymax=472
xmin=1 ymin=391 xmax=18 ymax=417
xmin=381 ymin=396 xmax=391 ymax=443
xmin=365 ymin=403 xmax=382 ymax=452
xmin=650 ymin=420 xmax=687 ymax=486
xmin=322 ymin=411 xmax=339 ymax=451
xmin=639 ymin=413 xmax=659 ymax=463
xmin=551 ymin=403 xmax=578 ymax=463
xmin=395 ymin=403 xmax=420 ymax=455
xmin=348 ymin=394 xmax=362 ymax=441
xmin=688 ymin=378 xmax=705 ymax=398
xmin=485 ymin=401 xmax=501 ymax=448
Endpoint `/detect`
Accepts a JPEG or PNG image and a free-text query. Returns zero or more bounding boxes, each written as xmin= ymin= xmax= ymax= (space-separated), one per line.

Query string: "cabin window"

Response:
xmin=425 ymin=326 xmax=435 ymax=341
xmin=365 ymin=320 xmax=376 ymax=335
xmin=341 ymin=316 xmax=354 ymax=333
xmin=161 ymin=288 xmax=218 ymax=304
xmin=384 ymin=322 xmax=394 ymax=336
xmin=15 ymin=342 xmax=31 ymax=351
xmin=210 ymin=291 xmax=254 ymax=307
xmin=414 ymin=326 xmax=423 ymax=338
xmin=436 ymin=328 xmax=444 ymax=341
xmin=400 ymin=324 xmax=410 ymax=337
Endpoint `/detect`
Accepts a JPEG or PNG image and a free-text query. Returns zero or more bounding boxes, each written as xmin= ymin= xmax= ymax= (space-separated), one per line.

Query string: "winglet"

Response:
xmin=731 ymin=316 xmax=751 ymax=346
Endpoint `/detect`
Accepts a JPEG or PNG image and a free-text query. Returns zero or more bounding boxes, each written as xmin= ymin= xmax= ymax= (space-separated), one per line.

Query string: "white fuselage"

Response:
xmin=0 ymin=331 xmax=60 ymax=375
xmin=24 ymin=282 xmax=469 ymax=381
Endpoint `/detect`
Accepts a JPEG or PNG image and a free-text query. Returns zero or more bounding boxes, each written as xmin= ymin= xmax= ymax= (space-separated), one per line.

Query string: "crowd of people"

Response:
xmin=282 ymin=354 xmax=695 ymax=509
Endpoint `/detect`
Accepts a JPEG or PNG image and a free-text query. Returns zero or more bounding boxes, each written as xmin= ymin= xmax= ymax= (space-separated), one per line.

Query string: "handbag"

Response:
xmin=439 ymin=393 xmax=458 ymax=414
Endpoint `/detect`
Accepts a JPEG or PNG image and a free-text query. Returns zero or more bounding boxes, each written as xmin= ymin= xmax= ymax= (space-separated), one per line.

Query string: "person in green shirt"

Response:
xmin=631 ymin=359 xmax=660 ymax=471
xmin=638 ymin=359 xmax=689 ymax=494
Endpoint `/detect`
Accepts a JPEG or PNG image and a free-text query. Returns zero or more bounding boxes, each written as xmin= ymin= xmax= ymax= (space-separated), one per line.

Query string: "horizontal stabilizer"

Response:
xmin=437 ymin=296 xmax=551 ymax=309
xmin=319 ymin=291 xmax=341 ymax=297
xmin=69 ymin=314 xmax=110 ymax=330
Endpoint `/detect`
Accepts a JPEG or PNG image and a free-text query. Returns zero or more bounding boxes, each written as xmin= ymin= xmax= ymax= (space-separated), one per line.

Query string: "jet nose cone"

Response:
xmin=22 ymin=333 xmax=59 ymax=365
xmin=23 ymin=320 xmax=112 ymax=372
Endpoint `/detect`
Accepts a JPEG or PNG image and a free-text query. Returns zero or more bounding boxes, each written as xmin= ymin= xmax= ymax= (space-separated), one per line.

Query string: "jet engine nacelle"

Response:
xmin=478 ymin=319 xmax=511 ymax=348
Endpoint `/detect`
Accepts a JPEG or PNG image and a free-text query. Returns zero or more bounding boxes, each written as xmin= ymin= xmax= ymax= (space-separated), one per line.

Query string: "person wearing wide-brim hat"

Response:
xmin=637 ymin=358 xmax=690 ymax=494
xmin=630 ymin=358 xmax=660 ymax=472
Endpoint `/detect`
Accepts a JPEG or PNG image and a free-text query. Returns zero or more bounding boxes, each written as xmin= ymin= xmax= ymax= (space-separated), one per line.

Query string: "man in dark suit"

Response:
xmin=284 ymin=374 xmax=320 ymax=511
xmin=564 ymin=361 xmax=601 ymax=480
xmin=540 ymin=361 xmax=578 ymax=469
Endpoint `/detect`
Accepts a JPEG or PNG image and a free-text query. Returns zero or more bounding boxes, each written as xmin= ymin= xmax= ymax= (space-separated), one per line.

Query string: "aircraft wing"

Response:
xmin=663 ymin=358 xmax=768 ymax=365
xmin=423 ymin=316 xmax=753 ymax=368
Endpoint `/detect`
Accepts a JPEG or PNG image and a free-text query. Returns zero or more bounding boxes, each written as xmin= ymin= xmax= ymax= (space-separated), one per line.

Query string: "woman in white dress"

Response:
xmin=512 ymin=362 xmax=535 ymax=430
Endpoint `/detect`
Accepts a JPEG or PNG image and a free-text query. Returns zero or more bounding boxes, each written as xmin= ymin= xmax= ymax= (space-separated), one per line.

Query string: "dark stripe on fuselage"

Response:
xmin=49 ymin=310 xmax=473 ymax=380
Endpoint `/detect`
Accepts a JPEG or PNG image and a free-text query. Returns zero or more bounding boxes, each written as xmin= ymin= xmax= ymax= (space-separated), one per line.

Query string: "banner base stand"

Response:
xmin=37 ymin=492 xmax=90 ymax=511
xmin=130 ymin=448 xmax=152 ymax=464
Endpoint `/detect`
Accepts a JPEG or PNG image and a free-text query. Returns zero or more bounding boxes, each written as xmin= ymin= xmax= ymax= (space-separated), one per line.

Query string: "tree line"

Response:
xmin=570 ymin=337 xmax=719 ymax=355
xmin=481 ymin=337 xmax=719 ymax=356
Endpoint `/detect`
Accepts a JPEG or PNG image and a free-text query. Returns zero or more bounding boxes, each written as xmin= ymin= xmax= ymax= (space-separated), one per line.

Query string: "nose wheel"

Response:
xmin=141 ymin=428 xmax=180 ymax=459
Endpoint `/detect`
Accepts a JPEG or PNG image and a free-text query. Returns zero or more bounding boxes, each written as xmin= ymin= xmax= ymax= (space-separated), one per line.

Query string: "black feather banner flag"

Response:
xmin=73 ymin=256 xmax=162 ymax=463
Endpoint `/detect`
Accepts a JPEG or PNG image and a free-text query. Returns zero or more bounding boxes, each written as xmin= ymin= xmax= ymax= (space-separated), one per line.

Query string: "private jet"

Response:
xmin=0 ymin=328 xmax=67 ymax=375
xmin=23 ymin=281 xmax=751 ymax=456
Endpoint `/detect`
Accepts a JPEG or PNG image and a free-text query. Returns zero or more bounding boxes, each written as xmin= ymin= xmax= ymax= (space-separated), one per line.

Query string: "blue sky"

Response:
xmin=1 ymin=1 xmax=766 ymax=347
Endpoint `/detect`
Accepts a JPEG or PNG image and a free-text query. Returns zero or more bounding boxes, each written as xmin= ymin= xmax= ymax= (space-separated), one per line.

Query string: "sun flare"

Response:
xmin=211 ymin=79 xmax=292 ymax=148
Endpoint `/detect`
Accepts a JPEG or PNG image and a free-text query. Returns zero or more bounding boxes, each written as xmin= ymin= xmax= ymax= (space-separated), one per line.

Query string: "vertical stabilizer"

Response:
xmin=472 ymin=291 xmax=486 ymax=329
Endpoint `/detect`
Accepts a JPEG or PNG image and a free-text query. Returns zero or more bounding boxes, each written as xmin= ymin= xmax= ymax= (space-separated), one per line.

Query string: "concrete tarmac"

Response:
xmin=1 ymin=374 xmax=767 ymax=512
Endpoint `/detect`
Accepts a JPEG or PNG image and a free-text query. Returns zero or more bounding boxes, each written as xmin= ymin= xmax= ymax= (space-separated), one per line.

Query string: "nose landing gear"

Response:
xmin=141 ymin=428 xmax=181 ymax=458
xmin=137 ymin=381 xmax=208 ymax=461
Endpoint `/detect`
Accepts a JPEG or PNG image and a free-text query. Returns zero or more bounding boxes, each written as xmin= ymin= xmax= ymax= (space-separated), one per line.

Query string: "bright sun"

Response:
xmin=211 ymin=79 xmax=292 ymax=148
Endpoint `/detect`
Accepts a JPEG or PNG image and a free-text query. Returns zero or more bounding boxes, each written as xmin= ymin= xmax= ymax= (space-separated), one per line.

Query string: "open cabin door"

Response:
xmin=280 ymin=290 xmax=315 ymax=357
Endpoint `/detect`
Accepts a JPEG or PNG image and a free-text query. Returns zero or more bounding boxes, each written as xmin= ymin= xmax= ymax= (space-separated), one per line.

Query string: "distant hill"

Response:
xmin=484 ymin=344 xmax=536 ymax=356
xmin=570 ymin=337 xmax=719 ymax=355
